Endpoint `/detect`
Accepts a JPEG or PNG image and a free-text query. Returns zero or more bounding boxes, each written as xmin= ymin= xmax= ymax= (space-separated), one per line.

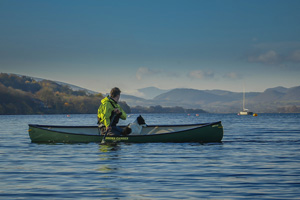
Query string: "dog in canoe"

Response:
xmin=122 ymin=115 xmax=147 ymax=135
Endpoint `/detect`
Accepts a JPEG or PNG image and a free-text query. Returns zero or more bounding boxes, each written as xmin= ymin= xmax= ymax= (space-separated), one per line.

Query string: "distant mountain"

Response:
xmin=120 ymin=94 xmax=151 ymax=106
xmin=264 ymin=86 xmax=288 ymax=93
xmin=137 ymin=87 xmax=170 ymax=99
xmin=121 ymin=86 xmax=300 ymax=113
xmin=281 ymin=86 xmax=300 ymax=100
xmin=252 ymin=90 xmax=284 ymax=102
xmin=252 ymin=86 xmax=300 ymax=102
xmin=3 ymin=73 xmax=300 ymax=113
xmin=154 ymin=88 xmax=222 ymax=105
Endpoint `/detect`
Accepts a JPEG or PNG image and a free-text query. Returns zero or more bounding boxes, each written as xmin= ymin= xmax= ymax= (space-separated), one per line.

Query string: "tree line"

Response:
xmin=0 ymin=73 xmax=120 ymax=114
xmin=131 ymin=105 xmax=206 ymax=113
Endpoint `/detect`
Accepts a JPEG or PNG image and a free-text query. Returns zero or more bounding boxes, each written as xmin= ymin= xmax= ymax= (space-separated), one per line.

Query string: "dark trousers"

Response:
xmin=100 ymin=126 xmax=123 ymax=136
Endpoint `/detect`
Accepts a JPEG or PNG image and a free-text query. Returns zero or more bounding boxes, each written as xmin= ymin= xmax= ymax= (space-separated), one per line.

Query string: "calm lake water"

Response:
xmin=0 ymin=113 xmax=299 ymax=199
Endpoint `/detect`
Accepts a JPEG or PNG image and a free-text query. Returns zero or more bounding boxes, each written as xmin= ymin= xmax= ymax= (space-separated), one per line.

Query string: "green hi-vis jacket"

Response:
xmin=97 ymin=96 xmax=127 ymax=127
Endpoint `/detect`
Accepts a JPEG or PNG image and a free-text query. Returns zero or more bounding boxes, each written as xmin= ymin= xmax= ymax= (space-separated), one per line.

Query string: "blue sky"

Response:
xmin=1 ymin=0 xmax=300 ymax=97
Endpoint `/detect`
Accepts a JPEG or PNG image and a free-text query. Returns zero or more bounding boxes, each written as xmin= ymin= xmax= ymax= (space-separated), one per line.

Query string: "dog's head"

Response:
xmin=137 ymin=115 xmax=147 ymax=126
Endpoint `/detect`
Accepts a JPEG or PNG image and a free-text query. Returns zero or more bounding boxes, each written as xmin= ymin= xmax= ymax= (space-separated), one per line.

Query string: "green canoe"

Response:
xmin=28 ymin=121 xmax=223 ymax=143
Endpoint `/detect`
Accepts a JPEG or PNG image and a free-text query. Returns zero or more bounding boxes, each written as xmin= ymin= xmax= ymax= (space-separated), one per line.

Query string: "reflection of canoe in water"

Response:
xmin=28 ymin=121 xmax=223 ymax=143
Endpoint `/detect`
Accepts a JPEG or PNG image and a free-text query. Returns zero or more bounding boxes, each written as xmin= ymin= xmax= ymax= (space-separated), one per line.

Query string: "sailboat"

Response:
xmin=238 ymin=87 xmax=253 ymax=115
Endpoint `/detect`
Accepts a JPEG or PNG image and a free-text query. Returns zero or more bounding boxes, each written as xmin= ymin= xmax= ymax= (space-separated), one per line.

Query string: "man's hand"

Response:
xmin=114 ymin=108 xmax=121 ymax=115
xmin=106 ymin=126 xmax=112 ymax=132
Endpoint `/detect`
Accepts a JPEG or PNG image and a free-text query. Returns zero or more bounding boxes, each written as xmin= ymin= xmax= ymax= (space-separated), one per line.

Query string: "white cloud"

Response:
xmin=248 ymin=40 xmax=300 ymax=66
xmin=288 ymin=49 xmax=300 ymax=62
xmin=248 ymin=49 xmax=300 ymax=65
xmin=248 ymin=50 xmax=280 ymax=65
xmin=223 ymin=72 xmax=242 ymax=80
xmin=136 ymin=67 xmax=179 ymax=80
xmin=136 ymin=67 xmax=160 ymax=80
xmin=188 ymin=70 xmax=214 ymax=79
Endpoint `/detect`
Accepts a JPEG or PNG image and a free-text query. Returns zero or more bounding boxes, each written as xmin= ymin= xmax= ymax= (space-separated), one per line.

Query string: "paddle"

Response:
xmin=101 ymin=113 xmax=116 ymax=144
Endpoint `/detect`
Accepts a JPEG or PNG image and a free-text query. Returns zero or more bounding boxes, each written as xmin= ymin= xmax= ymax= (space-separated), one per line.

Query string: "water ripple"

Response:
xmin=0 ymin=114 xmax=300 ymax=199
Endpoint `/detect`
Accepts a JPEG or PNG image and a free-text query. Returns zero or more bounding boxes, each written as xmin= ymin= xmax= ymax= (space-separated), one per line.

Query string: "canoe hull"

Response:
xmin=29 ymin=121 xmax=223 ymax=143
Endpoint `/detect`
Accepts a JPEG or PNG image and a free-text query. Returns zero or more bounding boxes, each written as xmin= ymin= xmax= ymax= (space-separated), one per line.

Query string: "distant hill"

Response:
xmin=154 ymin=88 xmax=222 ymax=106
xmin=2 ymin=73 xmax=300 ymax=113
xmin=137 ymin=87 xmax=170 ymax=99
xmin=120 ymin=86 xmax=300 ymax=113
xmin=0 ymin=73 xmax=203 ymax=114
xmin=11 ymin=73 xmax=97 ymax=94
xmin=0 ymin=73 xmax=108 ymax=114
xmin=281 ymin=86 xmax=300 ymax=100
xmin=120 ymin=94 xmax=151 ymax=107
xmin=251 ymin=86 xmax=300 ymax=102
xmin=265 ymin=86 xmax=288 ymax=93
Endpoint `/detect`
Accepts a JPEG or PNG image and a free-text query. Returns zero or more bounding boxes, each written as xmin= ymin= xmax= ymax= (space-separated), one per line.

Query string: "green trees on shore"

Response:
xmin=0 ymin=73 xmax=110 ymax=114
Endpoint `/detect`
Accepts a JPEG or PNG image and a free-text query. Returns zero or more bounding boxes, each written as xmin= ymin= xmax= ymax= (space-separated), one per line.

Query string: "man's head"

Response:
xmin=110 ymin=87 xmax=121 ymax=102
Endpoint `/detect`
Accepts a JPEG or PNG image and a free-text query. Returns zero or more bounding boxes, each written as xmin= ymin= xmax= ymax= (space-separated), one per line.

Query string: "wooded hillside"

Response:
xmin=0 ymin=73 xmax=130 ymax=115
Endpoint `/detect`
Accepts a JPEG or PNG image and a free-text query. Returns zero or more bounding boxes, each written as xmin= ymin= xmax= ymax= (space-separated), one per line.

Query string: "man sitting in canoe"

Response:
xmin=97 ymin=87 xmax=127 ymax=136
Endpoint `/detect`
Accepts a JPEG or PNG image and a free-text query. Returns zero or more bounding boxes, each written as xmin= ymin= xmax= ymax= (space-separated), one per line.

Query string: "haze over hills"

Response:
xmin=2 ymin=73 xmax=300 ymax=113
xmin=137 ymin=87 xmax=170 ymax=99
xmin=121 ymin=86 xmax=300 ymax=113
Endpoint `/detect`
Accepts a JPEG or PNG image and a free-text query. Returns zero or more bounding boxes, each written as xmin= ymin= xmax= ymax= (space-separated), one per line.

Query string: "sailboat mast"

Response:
xmin=243 ymin=86 xmax=245 ymax=111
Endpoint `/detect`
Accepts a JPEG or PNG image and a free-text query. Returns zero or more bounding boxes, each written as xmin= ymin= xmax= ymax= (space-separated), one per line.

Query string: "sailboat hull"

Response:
xmin=238 ymin=111 xmax=253 ymax=115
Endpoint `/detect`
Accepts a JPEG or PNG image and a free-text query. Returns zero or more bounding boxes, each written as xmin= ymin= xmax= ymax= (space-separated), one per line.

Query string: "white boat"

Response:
xmin=238 ymin=109 xmax=253 ymax=115
xmin=238 ymin=87 xmax=254 ymax=115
